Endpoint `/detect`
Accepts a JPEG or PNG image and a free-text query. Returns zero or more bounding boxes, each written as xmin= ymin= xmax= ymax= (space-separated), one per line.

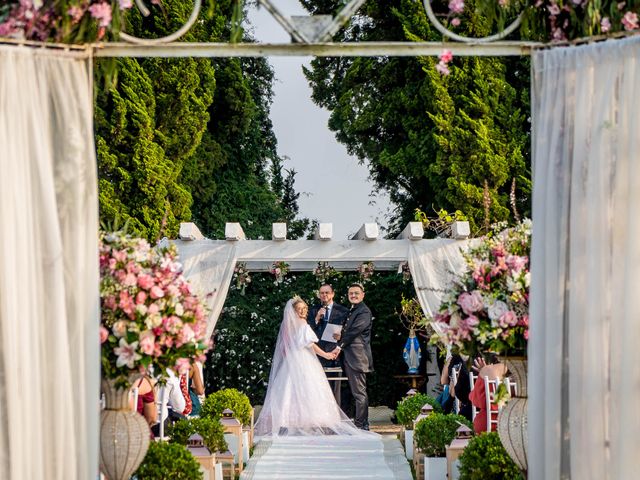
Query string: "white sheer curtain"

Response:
xmin=174 ymin=240 xmax=237 ymax=337
xmin=0 ymin=45 xmax=99 ymax=480
xmin=530 ymin=36 xmax=640 ymax=480
xmin=408 ymin=238 xmax=475 ymax=325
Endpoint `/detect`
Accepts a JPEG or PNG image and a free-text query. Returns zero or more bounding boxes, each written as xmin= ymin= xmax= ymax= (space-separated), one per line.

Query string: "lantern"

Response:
xmin=187 ymin=433 xmax=217 ymax=480
xmin=446 ymin=424 xmax=473 ymax=480
xmin=220 ymin=408 xmax=243 ymax=474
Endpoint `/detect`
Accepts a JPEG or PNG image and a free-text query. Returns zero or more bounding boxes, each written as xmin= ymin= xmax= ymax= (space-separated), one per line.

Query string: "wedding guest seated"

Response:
xmin=468 ymin=353 xmax=506 ymax=434
xmin=133 ymin=375 xmax=157 ymax=427
xmin=441 ymin=353 xmax=472 ymax=421
xmin=188 ymin=363 xmax=205 ymax=416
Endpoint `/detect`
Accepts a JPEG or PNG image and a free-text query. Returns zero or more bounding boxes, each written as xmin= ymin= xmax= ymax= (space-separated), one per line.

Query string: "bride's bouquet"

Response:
xmin=99 ymin=231 xmax=211 ymax=386
xmin=430 ymin=220 xmax=531 ymax=357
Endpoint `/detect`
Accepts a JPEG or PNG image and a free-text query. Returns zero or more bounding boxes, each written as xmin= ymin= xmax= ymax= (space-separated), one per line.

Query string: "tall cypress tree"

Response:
xmin=303 ymin=0 xmax=531 ymax=233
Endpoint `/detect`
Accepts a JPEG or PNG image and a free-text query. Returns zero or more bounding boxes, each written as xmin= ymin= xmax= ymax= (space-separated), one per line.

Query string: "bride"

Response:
xmin=255 ymin=296 xmax=373 ymax=437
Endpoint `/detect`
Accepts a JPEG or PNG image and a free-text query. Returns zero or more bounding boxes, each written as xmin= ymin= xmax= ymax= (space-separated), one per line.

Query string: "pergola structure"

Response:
xmin=177 ymin=220 xmax=471 ymax=272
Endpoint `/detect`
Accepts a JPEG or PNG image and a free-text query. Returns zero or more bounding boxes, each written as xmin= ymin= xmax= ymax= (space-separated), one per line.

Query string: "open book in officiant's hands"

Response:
xmin=321 ymin=323 xmax=342 ymax=343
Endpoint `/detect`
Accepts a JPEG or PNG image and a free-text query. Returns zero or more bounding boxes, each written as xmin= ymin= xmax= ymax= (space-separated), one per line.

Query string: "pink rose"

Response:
xmin=150 ymin=285 xmax=165 ymax=299
xmin=100 ymin=326 xmax=109 ymax=343
xmin=499 ymin=310 xmax=518 ymax=327
xmin=136 ymin=291 xmax=147 ymax=305
xmin=139 ymin=331 xmax=156 ymax=355
xmin=601 ymin=17 xmax=611 ymax=32
xmin=451 ymin=17 xmax=461 ymax=26
xmin=175 ymin=358 xmax=191 ymax=375
xmin=439 ymin=49 xmax=453 ymax=63
xmin=622 ymin=11 xmax=639 ymax=31
xmin=112 ymin=320 xmax=128 ymax=338
xmin=137 ymin=274 xmax=154 ymax=290
xmin=448 ymin=0 xmax=465 ymax=14
xmin=465 ymin=314 xmax=480 ymax=327
xmin=458 ymin=290 xmax=484 ymax=315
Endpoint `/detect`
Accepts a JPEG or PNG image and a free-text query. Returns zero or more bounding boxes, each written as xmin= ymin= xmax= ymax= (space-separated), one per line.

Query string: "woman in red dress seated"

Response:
xmin=469 ymin=356 xmax=506 ymax=434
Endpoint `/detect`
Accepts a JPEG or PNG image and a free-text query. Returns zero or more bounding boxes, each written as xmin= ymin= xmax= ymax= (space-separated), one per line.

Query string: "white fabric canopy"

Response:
xmin=530 ymin=35 xmax=640 ymax=480
xmin=0 ymin=46 xmax=99 ymax=480
xmin=408 ymin=238 xmax=475 ymax=326
xmin=174 ymin=240 xmax=237 ymax=337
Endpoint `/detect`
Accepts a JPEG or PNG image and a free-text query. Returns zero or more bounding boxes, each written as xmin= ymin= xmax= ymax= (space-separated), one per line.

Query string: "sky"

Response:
xmin=246 ymin=2 xmax=391 ymax=240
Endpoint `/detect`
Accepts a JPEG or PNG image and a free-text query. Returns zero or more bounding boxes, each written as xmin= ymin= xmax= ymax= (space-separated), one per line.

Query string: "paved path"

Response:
xmin=240 ymin=434 xmax=412 ymax=480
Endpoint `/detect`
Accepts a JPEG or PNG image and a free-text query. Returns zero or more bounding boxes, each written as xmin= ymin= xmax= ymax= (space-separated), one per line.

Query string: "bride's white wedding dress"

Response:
xmin=254 ymin=300 xmax=371 ymax=438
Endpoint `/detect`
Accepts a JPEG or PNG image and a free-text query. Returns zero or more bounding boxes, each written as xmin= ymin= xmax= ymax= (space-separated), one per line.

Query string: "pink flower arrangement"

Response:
xmin=234 ymin=261 xmax=251 ymax=294
xmin=430 ymin=219 xmax=531 ymax=356
xmin=100 ymin=231 xmax=210 ymax=386
xmin=357 ymin=261 xmax=375 ymax=283
xmin=270 ymin=261 xmax=290 ymax=285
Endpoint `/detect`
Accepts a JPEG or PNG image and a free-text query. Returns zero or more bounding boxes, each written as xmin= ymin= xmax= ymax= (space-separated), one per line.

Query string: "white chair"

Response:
xmin=451 ymin=367 xmax=460 ymax=414
xmin=483 ymin=376 xmax=500 ymax=432
xmin=469 ymin=371 xmax=478 ymax=420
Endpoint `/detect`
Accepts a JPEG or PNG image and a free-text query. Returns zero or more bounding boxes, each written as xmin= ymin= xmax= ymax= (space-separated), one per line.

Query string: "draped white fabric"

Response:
xmin=408 ymin=238 xmax=476 ymax=329
xmin=0 ymin=46 xmax=99 ymax=480
xmin=174 ymin=240 xmax=237 ymax=337
xmin=530 ymin=36 xmax=640 ymax=480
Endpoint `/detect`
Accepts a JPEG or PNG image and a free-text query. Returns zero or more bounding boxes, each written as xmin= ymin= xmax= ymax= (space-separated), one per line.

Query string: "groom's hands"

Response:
xmin=327 ymin=346 xmax=341 ymax=360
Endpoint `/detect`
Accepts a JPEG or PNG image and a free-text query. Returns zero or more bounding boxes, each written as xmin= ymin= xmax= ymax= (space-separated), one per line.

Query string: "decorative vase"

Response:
xmin=497 ymin=357 xmax=528 ymax=476
xmin=403 ymin=330 xmax=421 ymax=374
xmin=100 ymin=377 xmax=150 ymax=480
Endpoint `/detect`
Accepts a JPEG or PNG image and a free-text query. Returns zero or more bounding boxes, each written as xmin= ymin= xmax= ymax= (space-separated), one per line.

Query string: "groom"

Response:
xmin=331 ymin=283 xmax=373 ymax=430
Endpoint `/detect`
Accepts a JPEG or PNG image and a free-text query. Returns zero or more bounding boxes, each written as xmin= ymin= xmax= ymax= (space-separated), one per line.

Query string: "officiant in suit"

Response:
xmin=331 ymin=283 xmax=373 ymax=430
xmin=307 ymin=283 xmax=348 ymax=368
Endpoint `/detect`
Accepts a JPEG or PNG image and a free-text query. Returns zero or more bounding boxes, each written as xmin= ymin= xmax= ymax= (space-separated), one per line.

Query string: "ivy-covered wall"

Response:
xmin=204 ymin=270 xmax=430 ymax=407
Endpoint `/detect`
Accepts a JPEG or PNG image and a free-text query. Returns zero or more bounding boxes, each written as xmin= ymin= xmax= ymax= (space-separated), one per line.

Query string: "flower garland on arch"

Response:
xmin=270 ymin=261 xmax=289 ymax=285
xmin=234 ymin=261 xmax=251 ymax=295
xmin=357 ymin=261 xmax=375 ymax=283
xmin=313 ymin=261 xmax=338 ymax=283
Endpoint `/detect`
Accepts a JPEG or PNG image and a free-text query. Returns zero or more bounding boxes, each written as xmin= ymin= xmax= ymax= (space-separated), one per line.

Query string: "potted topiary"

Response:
xmin=395 ymin=393 xmax=441 ymax=459
xmin=169 ymin=417 xmax=228 ymax=453
xmin=133 ymin=441 xmax=203 ymax=480
xmin=457 ymin=432 xmax=522 ymax=480
xmin=414 ymin=413 xmax=472 ymax=480
xmin=201 ymin=388 xmax=253 ymax=468
xmin=201 ymin=388 xmax=253 ymax=426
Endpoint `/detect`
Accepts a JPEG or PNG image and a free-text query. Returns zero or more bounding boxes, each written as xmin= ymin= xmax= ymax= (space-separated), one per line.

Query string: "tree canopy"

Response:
xmin=303 ymin=0 xmax=531 ymax=234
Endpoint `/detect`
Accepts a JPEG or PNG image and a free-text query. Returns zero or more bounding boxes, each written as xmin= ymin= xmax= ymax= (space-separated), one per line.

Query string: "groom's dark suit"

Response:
xmin=307 ymin=302 xmax=348 ymax=367
xmin=338 ymin=302 xmax=373 ymax=429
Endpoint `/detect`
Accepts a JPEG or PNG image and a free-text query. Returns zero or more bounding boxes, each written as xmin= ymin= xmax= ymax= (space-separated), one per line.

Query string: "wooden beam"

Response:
xmin=179 ymin=222 xmax=204 ymax=241
xmin=397 ymin=222 xmax=424 ymax=240
xmin=225 ymin=223 xmax=245 ymax=241
xmin=313 ymin=223 xmax=333 ymax=240
xmin=272 ymin=223 xmax=287 ymax=241
xmin=92 ymin=41 xmax=539 ymax=58
xmin=351 ymin=223 xmax=379 ymax=241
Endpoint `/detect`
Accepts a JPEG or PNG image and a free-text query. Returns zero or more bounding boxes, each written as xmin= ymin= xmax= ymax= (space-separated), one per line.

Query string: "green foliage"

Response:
xmin=414 ymin=412 xmax=473 ymax=457
xmin=206 ymin=270 xmax=421 ymax=407
xmin=458 ymin=432 xmax=523 ymax=480
xmin=395 ymin=393 xmax=442 ymax=428
xmin=169 ymin=417 xmax=228 ymax=453
xmin=201 ymin=388 xmax=253 ymax=426
xmin=303 ymin=0 xmax=531 ymax=234
xmin=134 ymin=441 xmax=203 ymax=480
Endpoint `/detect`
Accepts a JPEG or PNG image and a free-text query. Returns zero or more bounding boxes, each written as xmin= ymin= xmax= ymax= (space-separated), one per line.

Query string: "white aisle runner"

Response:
xmin=241 ymin=435 xmax=411 ymax=479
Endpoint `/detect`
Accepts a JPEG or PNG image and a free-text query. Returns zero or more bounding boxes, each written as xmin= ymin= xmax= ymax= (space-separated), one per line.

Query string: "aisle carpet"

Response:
xmin=240 ymin=434 xmax=412 ymax=480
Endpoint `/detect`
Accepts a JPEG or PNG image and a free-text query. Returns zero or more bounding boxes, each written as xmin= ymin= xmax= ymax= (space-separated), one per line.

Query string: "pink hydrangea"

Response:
xmin=458 ymin=290 xmax=484 ymax=315
xmin=622 ymin=11 xmax=639 ymax=31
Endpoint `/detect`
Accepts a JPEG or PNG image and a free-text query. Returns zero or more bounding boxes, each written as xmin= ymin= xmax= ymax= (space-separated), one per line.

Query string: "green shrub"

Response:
xmin=168 ymin=417 xmax=228 ymax=453
xmin=414 ymin=412 xmax=472 ymax=457
xmin=134 ymin=441 xmax=203 ymax=480
xmin=458 ymin=432 xmax=523 ymax=480
xmin=201 ymin=388 xmax=252 ymax=426
xmin=395 ymin=393 xmax=442 ymax=429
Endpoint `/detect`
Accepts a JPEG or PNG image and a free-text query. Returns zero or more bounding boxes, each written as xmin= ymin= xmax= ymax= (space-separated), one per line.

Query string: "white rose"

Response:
xmin=174 ymin=302 xmax=184 ymax=316
xmin=488 ymin=300 xmax=509 ymax=321
xmin=506 ymin=276 xmax=521 ymax=292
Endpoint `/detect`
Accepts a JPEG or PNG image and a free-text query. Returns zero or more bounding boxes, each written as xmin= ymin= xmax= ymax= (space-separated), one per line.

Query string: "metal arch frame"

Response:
xmin=101 ymin=0 xmax=540 ymax=57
